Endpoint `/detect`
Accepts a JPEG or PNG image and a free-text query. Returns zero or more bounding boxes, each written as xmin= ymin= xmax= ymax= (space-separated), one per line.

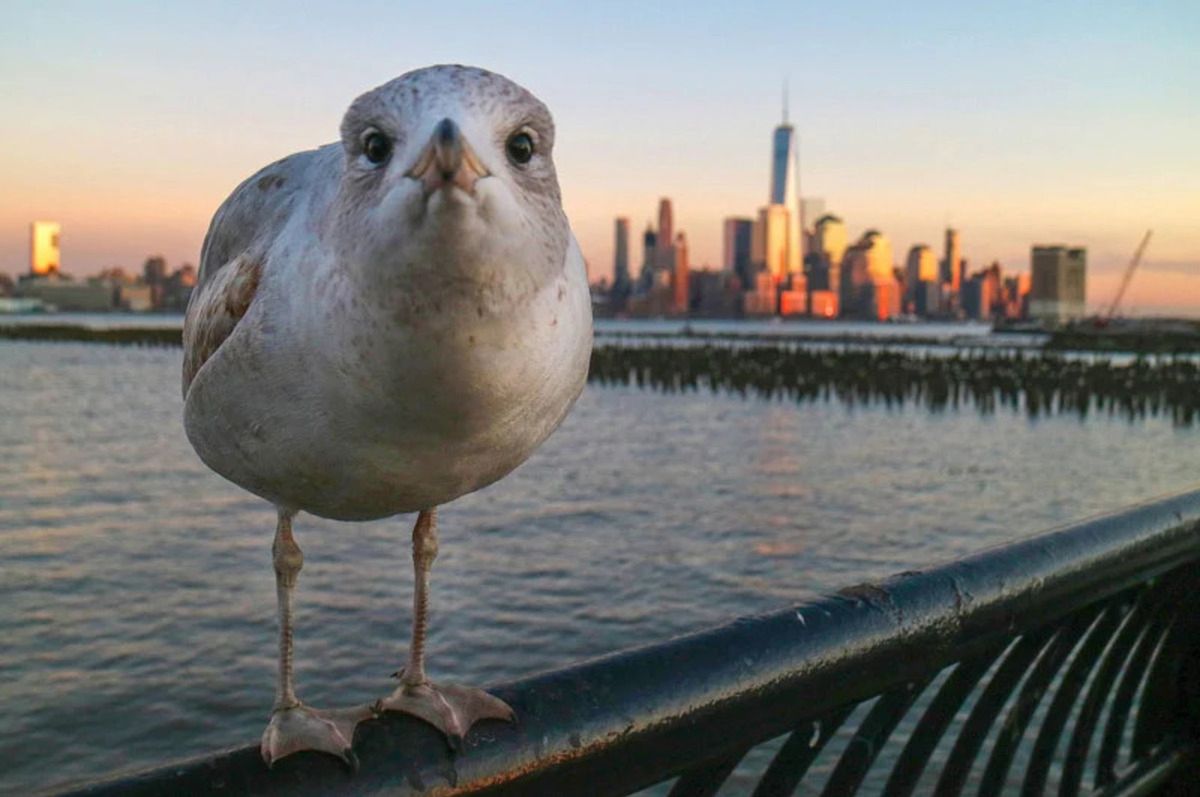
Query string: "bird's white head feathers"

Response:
xmin=329 ymin=64 xmax=569 ymax=294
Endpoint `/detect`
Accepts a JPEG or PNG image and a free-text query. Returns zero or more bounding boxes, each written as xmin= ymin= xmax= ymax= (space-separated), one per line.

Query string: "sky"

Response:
xmin=1 ymin=1 xmax=1197 ymax=315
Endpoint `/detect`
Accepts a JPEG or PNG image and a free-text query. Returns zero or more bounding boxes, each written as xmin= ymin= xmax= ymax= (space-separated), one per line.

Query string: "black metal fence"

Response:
xmin=60 ymin=489 xmax=1200 ymax=796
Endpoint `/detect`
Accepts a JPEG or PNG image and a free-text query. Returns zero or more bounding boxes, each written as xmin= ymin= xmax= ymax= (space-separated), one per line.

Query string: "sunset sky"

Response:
xmin=2 ymin=1 xmax=1197 ymax=315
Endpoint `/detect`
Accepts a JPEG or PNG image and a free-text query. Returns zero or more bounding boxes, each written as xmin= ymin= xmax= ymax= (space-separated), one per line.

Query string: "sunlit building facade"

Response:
xmin=814 ymin=214 xmax=848 ymax=307
xmin=657 ymin=198 xmax=674 ymax=250
xmin=30 ymin=221 xmax=61 ymax=276
xmin=842 ymin=230 xmax=897 ymax=320
xmin=905 ymin=244 xmax=938 ymax=314
xmin=755 ymin=204 xmax=791 ymax=283
xmin=768 ymin=118 xmax=801 ymax=276
xmin=671 ymin=232 xmax=689 ymax=316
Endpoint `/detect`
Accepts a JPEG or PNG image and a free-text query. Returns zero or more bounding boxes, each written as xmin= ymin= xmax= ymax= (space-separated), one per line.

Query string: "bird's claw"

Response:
xmin=374 ymin=681 xmax=514 ymax=750
xmin=260 ymin=702 xmax=372 ymax=769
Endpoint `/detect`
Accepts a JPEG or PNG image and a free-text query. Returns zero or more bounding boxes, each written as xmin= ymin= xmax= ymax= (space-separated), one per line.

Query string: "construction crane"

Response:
xmin=1102 ymin=229 xmax=1153 ymax=321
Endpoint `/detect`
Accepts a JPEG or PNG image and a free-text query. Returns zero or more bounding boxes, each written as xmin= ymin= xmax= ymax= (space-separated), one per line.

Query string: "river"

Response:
xmin=1 ymin=338 xmax=1197 ymax=794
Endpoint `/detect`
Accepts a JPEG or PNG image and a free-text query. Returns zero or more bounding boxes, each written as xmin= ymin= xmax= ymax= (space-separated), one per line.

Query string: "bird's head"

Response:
xmin=332 ymin=65 xmax=568 ymax=294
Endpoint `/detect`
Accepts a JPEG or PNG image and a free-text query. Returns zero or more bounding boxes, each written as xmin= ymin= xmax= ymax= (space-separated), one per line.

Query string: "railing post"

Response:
xmin=1164 ymin=587 xmax=1200 ymax=795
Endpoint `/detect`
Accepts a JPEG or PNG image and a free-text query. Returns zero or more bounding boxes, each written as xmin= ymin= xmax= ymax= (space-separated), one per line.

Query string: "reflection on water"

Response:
xmin=1 ymin=341 xmax=1198 ymax=794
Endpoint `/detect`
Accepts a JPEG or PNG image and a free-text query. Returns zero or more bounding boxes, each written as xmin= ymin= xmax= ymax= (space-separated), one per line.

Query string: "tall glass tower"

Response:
xmin=768 ymin=92 xmax=801 ymax=275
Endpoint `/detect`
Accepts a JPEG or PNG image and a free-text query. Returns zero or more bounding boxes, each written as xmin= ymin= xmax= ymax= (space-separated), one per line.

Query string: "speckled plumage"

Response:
xmin=181 ymin=64 xmax=593 ymax=767
xmin=183 ymin=65 xmax=592 ymax=521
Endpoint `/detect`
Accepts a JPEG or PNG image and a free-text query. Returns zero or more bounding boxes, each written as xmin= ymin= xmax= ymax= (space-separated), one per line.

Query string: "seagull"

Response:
xmin=181 ymin=64 xmax=593 ymax=767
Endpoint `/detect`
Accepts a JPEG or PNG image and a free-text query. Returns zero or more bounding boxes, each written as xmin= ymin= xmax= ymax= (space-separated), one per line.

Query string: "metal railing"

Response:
xmin=60 ymin=489 xmax=1200 ymax=796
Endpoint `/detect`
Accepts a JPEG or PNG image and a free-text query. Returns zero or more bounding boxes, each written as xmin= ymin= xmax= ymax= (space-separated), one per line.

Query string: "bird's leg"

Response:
xmin=260 ymin=509 xmax=371 ymax=768
xmin=374 ymin=508 xmax=514 ymax=748
xmin=402 ymin=506 xmax=437 ymax=686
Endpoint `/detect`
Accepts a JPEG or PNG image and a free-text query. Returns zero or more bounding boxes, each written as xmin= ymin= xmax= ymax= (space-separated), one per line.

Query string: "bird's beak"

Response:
xmin=406 ymin=118 xmax=490 ymax=195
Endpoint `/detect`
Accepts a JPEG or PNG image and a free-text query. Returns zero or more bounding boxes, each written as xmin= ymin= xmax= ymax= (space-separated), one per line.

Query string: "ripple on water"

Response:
xmin=1 ymin=341 xmax=1199 ymax=793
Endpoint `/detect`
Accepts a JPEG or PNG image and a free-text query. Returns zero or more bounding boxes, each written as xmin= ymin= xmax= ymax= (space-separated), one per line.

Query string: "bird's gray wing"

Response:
xmin=181 ymin=148 xmax=324 ymax=397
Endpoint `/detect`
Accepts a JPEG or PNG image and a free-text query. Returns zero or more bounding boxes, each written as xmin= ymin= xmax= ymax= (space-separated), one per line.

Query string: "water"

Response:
xmin=0 ymin=312 xmax=186 ymax=330
xmin=3 ymin=312 xmax=1025 ymax=345
xmin=1 ymin=340 xmax=1198 ymax=795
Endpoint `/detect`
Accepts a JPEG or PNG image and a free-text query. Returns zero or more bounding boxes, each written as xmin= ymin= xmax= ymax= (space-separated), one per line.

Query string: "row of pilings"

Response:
xmin=588 ymin=344 xmax=1200 ymax=426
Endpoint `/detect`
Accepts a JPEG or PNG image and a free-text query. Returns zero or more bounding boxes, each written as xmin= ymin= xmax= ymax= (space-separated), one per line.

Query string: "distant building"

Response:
xmin=657 ymin=198 xmax=674 ymax=250
xmin=120 ymin=282 xmax=154 ymax=311
xmin=17 ymin=274 xmax=114 ymax=311
xmin=671 ymin=232 xmax=689 ymax=316
xmin=755 ymin=204 xmax=791 ymax=282
xmin=30 ymin=221 xmax=61 ymax=276
xmin=779 ymin=283 xmax=808 ymax=316
xmin=942 ymin=228 xmax=962 ymax=294
xmin=842 ymin=230 xmax=896 ymax=320
xmin=613 ymin=217 xmax=630 ymax=279
xmin=810 ymin=289 xmax=838 ymax=319
xmin=1002 ymin=273 xmax=1031 ymax=320
xmin=611 ymin=217 xmax=632 ymax=312
xmin=143 ymin=255 xmax=168 ymax=309
xmin=628 ymin=267 xmax=673 ymax=317
xmin=962 ymin=263 xmax=1003 ymax=321
xmin=814 ymin=214 xmax=847 ymax=305
xmin=690 ymin=269 xmax=742 ymax=317
xmin=164 ymin=264 xmax=197 ymax=311
xmin=626 ymin=197 xmax=690 ymax=317
xmin=905 ymin=244 xmax=938 ymax=285
xmin=639 ymin=224 xmax=657 ymax=288
xmin=1030 ymin=245 xmax=1087 ymax=323
xmin=742 ymin=271 xmax=778 ymax=317
xmin=979 ymin=262 xmax=1003 ymax=320
xmin=768 ymin=112 xmax=801 ymax=276
xmin=722 ymin=217 xmax=754 ymax=288
xmin=652 ymin=198 xmax=679 ymax=279
xmin=912 ymin=282 xmax=941 ymax=317
xmin=904 ymin=245 xmax=938 ymax=315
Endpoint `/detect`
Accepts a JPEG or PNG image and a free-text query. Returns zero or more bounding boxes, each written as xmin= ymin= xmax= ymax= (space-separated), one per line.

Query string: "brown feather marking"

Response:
xmin=182 ymin=254 xmax=263 ymax=395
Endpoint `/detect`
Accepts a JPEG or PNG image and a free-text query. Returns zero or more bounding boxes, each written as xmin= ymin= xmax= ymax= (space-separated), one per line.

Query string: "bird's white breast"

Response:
xmin=184 ymin=212 xmax=592 ymax=521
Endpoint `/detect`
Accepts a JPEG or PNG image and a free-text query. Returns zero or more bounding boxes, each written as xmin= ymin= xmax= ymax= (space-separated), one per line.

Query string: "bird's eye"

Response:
xmin=363 ymin=131 xmax=391 ymax=165
xmin=506 ymin=132 xmax=534 ymax=165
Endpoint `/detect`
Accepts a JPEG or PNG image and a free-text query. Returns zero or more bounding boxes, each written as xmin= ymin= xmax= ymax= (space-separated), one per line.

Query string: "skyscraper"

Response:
xmin=842 ymin=230 xmax=897 ymax=320
xmin=611 ymin=217 xmax=632 ymax=310
xmin=613 ymin=218 xmax=630 ymax=286
xmin=143 ymin=254 xmax=168 ymax=309
xmin=769 ymin=101 xmax=802 ymax=275
xmin=1030 ymin=245 xmax=1087 ymax=323
xmin=905 ymin=244 xmax=939 ymax=315
xmin=29 ymin=221 xmax=61 ymax=276
xmin=942 ymin=228 xmax=962 ymax=293
xmin=639 ymin=224 xmax=657 ymax=287
xmin=672 ymin=232 xmax=689 ymax=315
xmin=657 ymin=198 xmax=674 ymax=249
xmin=815 ymin=214 xmax=847 ymax=313
xmin=722 ymin=217 xmax=754 ymax=288
xmin=905 ymin=245 xmax=937 ymax=285
xmin=757 ymin=204 xmax=791 ymax=281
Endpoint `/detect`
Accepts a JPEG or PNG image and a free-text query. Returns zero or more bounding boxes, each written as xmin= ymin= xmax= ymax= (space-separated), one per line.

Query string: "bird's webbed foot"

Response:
xmin=260 ymin=702 xmax=373 ymax=768
xmin=373 ymin=677 xmax=514 ymax=750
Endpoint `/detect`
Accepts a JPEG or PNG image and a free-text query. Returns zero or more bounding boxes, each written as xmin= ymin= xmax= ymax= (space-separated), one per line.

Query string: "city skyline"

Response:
xmin=2 ymin=2 xmax=1197 ymax=315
